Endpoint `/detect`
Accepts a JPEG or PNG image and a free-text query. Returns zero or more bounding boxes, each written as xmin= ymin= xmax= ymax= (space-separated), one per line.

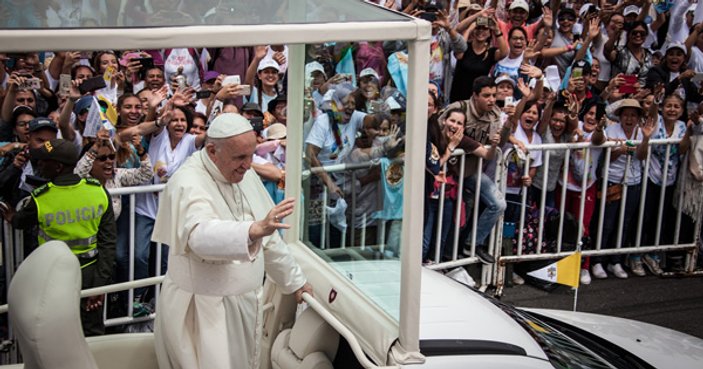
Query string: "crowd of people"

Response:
xmin=1 ymin=0 xmax=703 ymax=336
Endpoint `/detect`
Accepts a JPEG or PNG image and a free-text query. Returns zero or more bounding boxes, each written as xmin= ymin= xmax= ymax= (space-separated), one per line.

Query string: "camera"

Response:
xmin=250 ymin=116 xmax=264 ymax=134
xmin=476 ymin=17 xmax=489 ymax=27
xmin=19 ymin=77 xmax=41 ymax=90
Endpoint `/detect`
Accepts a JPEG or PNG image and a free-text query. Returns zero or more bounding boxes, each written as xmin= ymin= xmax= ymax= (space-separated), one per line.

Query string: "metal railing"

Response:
xmin=491 ymin=138 xmax=702 ymax=293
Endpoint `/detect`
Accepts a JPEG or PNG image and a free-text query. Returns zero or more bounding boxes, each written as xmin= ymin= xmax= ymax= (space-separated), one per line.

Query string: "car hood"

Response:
xmin=525 ymin=308 xmax=703 ymax=369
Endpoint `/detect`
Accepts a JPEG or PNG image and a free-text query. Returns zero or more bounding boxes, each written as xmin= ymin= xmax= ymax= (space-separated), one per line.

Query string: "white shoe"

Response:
xmin=608 ymin=263 xmax=628 ymax=279
xmin=592 ymin=263 xmax=607 ymax=279
xmin=580 ymin=269 xmax=591 ymax=285
xmin=512 ymin=272 xmax=525 ymax=285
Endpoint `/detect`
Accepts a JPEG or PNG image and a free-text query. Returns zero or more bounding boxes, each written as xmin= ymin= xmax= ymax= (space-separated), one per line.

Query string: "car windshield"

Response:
xmin=493 ymin=301 xmax=615 ymax=369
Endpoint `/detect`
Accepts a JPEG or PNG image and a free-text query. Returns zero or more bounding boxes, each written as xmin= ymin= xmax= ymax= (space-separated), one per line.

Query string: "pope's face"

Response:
xmin=207 ymin=131 xmax=256 ymax=184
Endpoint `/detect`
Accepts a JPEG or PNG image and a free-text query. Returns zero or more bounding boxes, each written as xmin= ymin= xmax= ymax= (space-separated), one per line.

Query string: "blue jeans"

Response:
xmin=134 ymin=213 xmax=155 ymax=298
xmin=422 ymin=198 xmax=455 ymax=261
xmin=115 ymin=197 xmax=132 ymax=284
xmin=464 ymin=173 xmax=506 ymax=246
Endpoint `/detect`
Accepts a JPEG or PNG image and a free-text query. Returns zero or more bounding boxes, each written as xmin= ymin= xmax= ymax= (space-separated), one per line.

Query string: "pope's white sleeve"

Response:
xmin=188 ymin=219 xmax=261 ymax=261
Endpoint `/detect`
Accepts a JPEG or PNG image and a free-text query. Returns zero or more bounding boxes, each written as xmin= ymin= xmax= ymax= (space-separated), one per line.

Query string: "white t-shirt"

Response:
xmin=563 ymin=122 xmax=603 ymax=192
xmin=688 ymin=46 xmax=703 ymax=73
xmin=505 ymin=123 xmax=542 ymax=195
xmin=305 ymin=110 xmax=366 ymax=166
xmin=606 ymin=123 xmax=642 ymax=186
xmin=135 ymin=128 xmax=197 ymax=219
xmin=244 ymin=86 xmax=276 ymax=113
xmin=163 ymin=48 xmax=201 ymax=93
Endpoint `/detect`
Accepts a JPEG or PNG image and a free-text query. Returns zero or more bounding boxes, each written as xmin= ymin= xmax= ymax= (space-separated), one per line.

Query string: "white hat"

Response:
xmin=207 ymin=113 xmax=252 ymax=138
xmin=265 ymin=123 xmax=287 ymax=140
xmin=495 ymin=74 xmax=516 ymax=87
xmin=688 ymin=4 xmax=696 ymax=13
xmin=578 ymin=4 xmax=599 ymax=18
xmin=359 ymin=67 xmax=380 ymax=81
xmin=623 ymin=5 xmax=640 ymax=16
xmin=305 ymin=61 xmax=326 ymax=78
xmin=664 ymin=42 xmax=687 ymax=56
xmin=257 ymin=58 xmax=281 ymax=72
xmin=509 ymin=0 xmax=529 ymax=12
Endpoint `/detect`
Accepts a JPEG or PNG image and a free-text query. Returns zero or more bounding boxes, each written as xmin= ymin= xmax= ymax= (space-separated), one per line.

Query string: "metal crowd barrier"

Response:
xmin=491 ymin=138 xmax=702 ymax=294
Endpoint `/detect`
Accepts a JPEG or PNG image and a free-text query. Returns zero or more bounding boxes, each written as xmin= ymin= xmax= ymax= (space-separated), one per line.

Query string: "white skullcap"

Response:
xmin=207 ymin=113 xmax=252 ymax=138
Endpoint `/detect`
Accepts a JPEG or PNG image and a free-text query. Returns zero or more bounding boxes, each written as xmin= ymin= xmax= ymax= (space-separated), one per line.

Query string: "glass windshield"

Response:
xmin=299 ymin=41 xmax=408 ymax=320
xmin=488 ymin=299 xmax=616 ymax=369
xmin=0 ymin=0 xmax=410 ymax=29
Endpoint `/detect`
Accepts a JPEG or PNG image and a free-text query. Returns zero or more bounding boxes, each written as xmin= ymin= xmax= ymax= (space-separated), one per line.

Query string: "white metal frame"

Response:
xmin=0 ymin=2 xmax=431 ymax=366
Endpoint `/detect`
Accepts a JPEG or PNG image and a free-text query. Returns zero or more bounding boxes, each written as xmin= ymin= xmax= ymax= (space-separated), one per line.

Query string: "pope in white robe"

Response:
xmin=152 ymin=113 xmax=309 ymax=369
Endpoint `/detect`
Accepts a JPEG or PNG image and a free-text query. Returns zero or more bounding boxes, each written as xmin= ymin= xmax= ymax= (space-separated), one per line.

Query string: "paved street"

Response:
xmin=501 ymin=274 xmax=703 ymax=339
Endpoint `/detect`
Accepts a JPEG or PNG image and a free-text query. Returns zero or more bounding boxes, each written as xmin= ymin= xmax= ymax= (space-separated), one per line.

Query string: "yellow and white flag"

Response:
xmin=527 ymin=252 xmax=581 ymax=288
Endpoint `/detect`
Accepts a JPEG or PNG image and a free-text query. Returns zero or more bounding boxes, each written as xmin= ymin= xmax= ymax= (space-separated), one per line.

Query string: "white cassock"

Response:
xmin=152 ymin=150 xmax=306 ymax=369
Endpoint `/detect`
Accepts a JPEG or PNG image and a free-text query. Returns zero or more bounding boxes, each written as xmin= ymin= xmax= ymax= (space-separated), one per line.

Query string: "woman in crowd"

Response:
xmin=118 ymin=101 xmax=205 ymax=298
xmin=636 ymin=93 xmax=694 ymax=275
xmin=75 ymin=134 xmax=153 ymax=286
xmin=346 ymin=112 xmax=400 ymax=247
xmin=450 ymin=16 xmax=508 ymax=103
xmin=605 ymin=21 xmax=653 ymax=87
xmin=423 ymin=107 xmax=498 ymax=263
xmin=591 ymin=99 xmax=655 ymax=280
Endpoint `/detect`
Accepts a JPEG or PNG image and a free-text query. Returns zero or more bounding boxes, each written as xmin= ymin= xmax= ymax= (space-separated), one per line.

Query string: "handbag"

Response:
xmin=597 ymin=183 xmax=623 ymax=203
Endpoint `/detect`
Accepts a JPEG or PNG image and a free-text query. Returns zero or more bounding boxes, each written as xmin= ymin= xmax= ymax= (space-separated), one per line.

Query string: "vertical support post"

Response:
xmin=397 ymin=31 xmax=430 ymax=360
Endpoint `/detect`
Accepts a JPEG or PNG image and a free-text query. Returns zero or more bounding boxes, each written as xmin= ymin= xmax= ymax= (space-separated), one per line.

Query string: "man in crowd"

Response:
xmin=440 ymin=76 xmax=510 ymax=264
xmin=152 ymin=113 xmax=312 ymax=369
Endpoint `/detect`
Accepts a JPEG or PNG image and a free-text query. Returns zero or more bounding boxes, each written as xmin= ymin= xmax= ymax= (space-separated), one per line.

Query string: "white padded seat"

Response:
xmin=8 ymin=240 xmax=99 ymax=369
xmin=6 ymin=241 xmax=158 ymax=369
xmin=271 ymin=308 xmax=340 ymax=369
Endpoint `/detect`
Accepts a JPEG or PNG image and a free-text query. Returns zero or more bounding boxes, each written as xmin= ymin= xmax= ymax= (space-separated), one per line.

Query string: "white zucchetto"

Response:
xmin=206 ymin=113 xmax=253 ymax=138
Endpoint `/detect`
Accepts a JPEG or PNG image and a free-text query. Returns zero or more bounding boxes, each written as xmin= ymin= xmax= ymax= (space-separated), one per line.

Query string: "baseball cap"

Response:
xmin=267 ymin=94 xmax=288 ymax=114
xmin=28 ymin=117 xmax=58 ymax=133
xmin=30 ymin=139 xmax=79 ymax=165
xmin=664 ymin=42 xmax=687 ymax=56
xmin=241 ymin=102 xmax=264 ymax=117
xmin=558 ymin=7 xmax=577 ymax=19
xmin=305 ymin=61 xmax=326 ymax=79
xmin=203 ymin=70 xmax=220 ymax=82
xmin=11 ymin=105 xmax=36 ymax=125
xmin=495 ymin=74 xmax=516 ymax=87
xmin=73 ymin=96 xmax=93 ymax=115
xmin=257 ymin=58 xmax=281 ymax=73
xmin=359 ymin=67 xmax=380 ymax=81
xmin=623 ymin=5 xmax=640 ymax=16
xmin=509 ymin=0 xmax=529 ymax=12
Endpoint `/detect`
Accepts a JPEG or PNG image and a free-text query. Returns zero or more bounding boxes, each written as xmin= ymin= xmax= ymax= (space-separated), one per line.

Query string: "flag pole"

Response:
xmin=573 ymin=241 xmax=582 ymax=312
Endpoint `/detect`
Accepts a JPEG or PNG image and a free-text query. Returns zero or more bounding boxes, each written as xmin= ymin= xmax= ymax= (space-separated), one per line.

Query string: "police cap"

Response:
xmin=30 ymin=139 xmax=79 ymax=166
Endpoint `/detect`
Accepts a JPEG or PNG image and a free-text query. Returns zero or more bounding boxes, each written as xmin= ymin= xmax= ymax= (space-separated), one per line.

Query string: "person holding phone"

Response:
xmin=646 ymin=43 xmax=701 ymax=104
xmin=605 ymin=21 xmax=653 ymax=87
xmin=450 ymin=14 xmax=508 ymax=103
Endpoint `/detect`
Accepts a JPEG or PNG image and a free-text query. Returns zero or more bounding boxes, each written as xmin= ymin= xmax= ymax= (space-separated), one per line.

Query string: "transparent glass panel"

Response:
xmin=299 ymin=41 xmax=407 ymax=320
xmin=0 ymin=0 xmax=410 ymax=29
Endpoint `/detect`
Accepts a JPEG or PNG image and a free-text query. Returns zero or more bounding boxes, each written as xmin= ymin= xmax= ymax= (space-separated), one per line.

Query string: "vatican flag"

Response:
xmin=527 ymin=252 xmax=581 ymax=288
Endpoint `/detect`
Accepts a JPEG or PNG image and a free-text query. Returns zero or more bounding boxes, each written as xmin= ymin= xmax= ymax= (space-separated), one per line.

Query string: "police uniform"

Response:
xmin=12 ymin=139 xmax=116 ymax=336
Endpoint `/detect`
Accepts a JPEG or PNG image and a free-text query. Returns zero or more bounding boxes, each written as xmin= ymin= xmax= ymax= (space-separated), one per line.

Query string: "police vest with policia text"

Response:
xmin=31 ymin=178 xmax=108 ymax=268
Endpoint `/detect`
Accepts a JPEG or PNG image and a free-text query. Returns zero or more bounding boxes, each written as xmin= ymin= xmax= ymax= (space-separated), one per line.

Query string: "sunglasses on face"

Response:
xmin=630 ymin=30 xmax=646 ymax=37
xmin=96 ymin=153 xmax=116 ymax=161
xmin=558 ymin=16 xmax=576 ymax=22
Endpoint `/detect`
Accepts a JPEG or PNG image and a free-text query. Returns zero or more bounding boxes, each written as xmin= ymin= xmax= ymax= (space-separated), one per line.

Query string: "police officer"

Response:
xmin=2 ymin=138 xmax=116 ymax=336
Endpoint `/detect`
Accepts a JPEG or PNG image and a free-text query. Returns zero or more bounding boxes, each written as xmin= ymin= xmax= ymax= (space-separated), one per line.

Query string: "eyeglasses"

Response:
xmin=630 ymin=30 xmax=647 ymax=37
xmin=16 ymin=120 xmax=31 ymax=127
xmin=95 ymin=154 xmax=116 ymax=161
xmin=558 ymin=16 xmax=576 ymax=22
